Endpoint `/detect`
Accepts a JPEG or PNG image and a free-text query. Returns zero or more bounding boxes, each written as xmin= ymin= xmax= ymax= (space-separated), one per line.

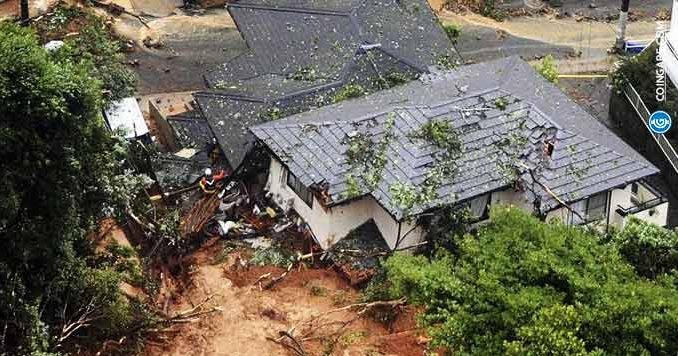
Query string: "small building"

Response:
xmin=103 ymin=97 xmax=151 ymax=142
xmin=251 ymin=57 xmax=670 ymax=250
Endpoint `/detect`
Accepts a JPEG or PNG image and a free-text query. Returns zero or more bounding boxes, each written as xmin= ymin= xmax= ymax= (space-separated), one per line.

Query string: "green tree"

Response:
xmin=612 ymin=217 xmax=678 ymax=279
xmin=45 ymin=4 xmax=136 ymax=103
xmin=376 ymin=207 xmax=678 ymax=355
xmin=0 ymin=23 xmax=146 ymax=354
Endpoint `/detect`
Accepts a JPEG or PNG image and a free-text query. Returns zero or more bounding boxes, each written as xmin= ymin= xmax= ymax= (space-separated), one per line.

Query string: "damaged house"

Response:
xmin=250 ymin=56 xmax=670 ymax=250
xmin=191 ymin=0 xmax=457 ymax=170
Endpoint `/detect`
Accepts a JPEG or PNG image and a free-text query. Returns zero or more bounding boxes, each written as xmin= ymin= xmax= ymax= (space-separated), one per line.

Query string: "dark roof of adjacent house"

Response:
xmin=205 ymin=0 xmax=452 ymax=87
xmin=167 ymin=111 xmax=215 ymax=149
xmin=251 ymin=56 xmax=659 ymax=220
xmin=193 ymin=0 xmax=455 ymax=168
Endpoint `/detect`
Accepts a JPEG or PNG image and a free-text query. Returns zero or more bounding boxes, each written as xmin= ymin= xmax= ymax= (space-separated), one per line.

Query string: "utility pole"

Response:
xmin=615 ymin=0 xmax=631 ymax=50
xmin=20 ymin=0 xmax=29 ymax=24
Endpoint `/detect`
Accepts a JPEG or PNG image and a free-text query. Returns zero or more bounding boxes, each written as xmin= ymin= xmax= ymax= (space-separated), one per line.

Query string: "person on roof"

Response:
xmin=200 ymin=168 xmax=226 ymax=194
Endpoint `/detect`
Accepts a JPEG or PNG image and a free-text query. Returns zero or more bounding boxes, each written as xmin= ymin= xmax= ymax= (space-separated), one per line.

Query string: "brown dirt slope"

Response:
xmin=143 ymin=244 xmax=427 ymax=356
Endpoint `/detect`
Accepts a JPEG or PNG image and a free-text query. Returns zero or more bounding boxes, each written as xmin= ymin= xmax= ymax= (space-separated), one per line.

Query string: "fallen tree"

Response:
xmin=268 ymin=298 xmax=407 ymax=355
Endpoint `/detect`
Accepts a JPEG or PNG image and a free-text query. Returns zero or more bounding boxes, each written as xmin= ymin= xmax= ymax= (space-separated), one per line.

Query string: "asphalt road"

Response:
xmin=127 ymin=29 xmax=246 ymax=94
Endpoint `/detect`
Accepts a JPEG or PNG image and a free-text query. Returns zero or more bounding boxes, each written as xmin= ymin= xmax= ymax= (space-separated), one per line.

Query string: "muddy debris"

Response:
xmin=261 ymin=307 xmax=288 ymax=322
xmin=143 ymin=35 xmax=163 ymax=49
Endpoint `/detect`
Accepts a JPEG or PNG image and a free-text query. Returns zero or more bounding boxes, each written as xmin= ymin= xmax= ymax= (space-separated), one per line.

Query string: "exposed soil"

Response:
xmin=143 ymin=241 xmax=427 ymax=356
xmin=0 ymin=0 xmax=18 ymax=20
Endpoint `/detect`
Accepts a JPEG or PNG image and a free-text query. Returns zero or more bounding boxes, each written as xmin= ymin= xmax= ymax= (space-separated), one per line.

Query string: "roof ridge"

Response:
xmin=228 ymin=2 xmax=352 ymax=16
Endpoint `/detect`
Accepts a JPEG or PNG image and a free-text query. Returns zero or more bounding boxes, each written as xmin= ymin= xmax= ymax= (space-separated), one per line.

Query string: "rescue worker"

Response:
xmin=200 ymin=167 xmax=226 ymax=194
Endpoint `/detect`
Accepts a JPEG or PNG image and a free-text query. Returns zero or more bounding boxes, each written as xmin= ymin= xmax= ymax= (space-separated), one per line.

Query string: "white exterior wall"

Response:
xmin=545 ymin=183 xmax=669 ymax=229
xmin=267 ymin=158 xmax=669 ymax=249
xmin=609 ymin=184 xmax=669 ymax=228
xmin=265 ymin=159 xmax=424 ymax=250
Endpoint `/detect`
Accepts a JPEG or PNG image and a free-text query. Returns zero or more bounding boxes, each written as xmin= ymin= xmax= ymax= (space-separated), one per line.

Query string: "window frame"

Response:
xmin=464 ymin=193 xmax=492 ymax=222
xmin=630 ymin=182 xmax=641 ymax=205
xmin=568 ymin=191 xmax=609 ymax=225
xmin=285 ymin=168 xmax=314 ymax=208
xmin=585 ymin=191 xmax=609 ymax=222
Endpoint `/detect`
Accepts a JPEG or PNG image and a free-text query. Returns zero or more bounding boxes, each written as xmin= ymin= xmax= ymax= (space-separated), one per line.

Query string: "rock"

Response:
xmin=589 ymin=3 xmax=597 ymax=9
xmin=143 ymin=36 xmax=162 ymax=49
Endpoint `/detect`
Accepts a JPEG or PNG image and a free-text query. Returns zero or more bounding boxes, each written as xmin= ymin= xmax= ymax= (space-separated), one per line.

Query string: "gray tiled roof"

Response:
xmin=167 ymin=112 xmax=215 ymax=149
xmin=234 ymin=0 xmax=364 ymax=12
xmin=251 ymin=57 xmax=659 ymax=220
xmin=193 ymin=93 xmax=267 ymax=167
xmin=206 ymin=0 xmax=453 ymax=89
xmin=196 ymin=0 xmax=454 ymax=169
xmin=196 ymin=48 xmax=423 ymax=168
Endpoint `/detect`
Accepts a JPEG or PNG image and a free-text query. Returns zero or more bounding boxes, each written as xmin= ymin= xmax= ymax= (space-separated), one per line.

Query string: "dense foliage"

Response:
xmin=612 ymin=217 xmax=678 ymax=279
xmin=372 ymin=207 xmax=678 ymax=355
xmin=0 ymin=22 xmax=146 ymax=354
xmin=34 ymin=4 xmax=136 ymax=104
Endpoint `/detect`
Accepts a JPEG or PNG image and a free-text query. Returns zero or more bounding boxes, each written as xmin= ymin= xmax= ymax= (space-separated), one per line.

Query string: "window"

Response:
xmin=285 ymin=169 xmax=313 ymax=207
xmin=467 ymin=193 xmax=491 ymax=221
xmin=631 ymin=182 xmax=639 ymax=195
xmin=630 ymin=182 xmax=641 ymax=205
xmin=569 ymin=192 xmax=608 ymax=225
xmin=586 ymin=192 xmax=608 ymax=221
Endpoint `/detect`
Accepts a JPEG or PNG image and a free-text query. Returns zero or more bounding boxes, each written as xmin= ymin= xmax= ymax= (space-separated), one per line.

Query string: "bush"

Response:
xmin=332 ymin=84 xmax=366 ymax=103
xmin=443 ymin=24 xmax=461 ymax=43
xmin=377 ymin=207 xmax=678 ymax=355
xmin=535 ymin=54 xmax=559 ymax=83
xmin=445 ymin=0 xmax=505 ymax=21
xmin=612 ymin=217 xmax=678 ymax=278
xmin=45 ymin=5 xmax=136 ymax=103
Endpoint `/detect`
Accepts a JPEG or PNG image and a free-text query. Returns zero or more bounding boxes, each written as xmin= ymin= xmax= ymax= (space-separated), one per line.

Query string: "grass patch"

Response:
xmin=309 ymin=284 xmax=328 ymax=297
xmin=339 ymin=330 xmax=369 ymax=346
xmin=332 ymin=84 xmax=365 ymax=103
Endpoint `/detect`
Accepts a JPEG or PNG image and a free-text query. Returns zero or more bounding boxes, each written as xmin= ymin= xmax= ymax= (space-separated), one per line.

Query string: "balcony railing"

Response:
xmin=616 ymin=196 xmax=668 ymax=217
xmin=622 ymin=81 xmax=678 ymax=174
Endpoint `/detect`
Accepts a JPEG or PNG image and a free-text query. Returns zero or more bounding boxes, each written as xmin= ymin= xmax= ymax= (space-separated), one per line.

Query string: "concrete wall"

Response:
xmin=149 ymin=100 xmax=180 ymax=152
xmin=265 ymin=159 xmax=424 ymax=250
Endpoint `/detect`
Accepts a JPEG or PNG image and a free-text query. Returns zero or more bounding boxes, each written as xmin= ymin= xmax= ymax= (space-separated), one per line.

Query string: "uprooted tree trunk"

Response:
xmin=56 ymin=297 xmax=104 ymax=348
xmin=268 ymin=298 xmax=407 ymax=355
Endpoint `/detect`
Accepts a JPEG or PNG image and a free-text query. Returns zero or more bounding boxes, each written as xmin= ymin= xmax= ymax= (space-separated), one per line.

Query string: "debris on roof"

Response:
xmin=194 ymin=0 xmax=457 ymax=169
xmin=168 ymin=111 xmax=216 ymax=150
xmin=251 ymin=56 xmax=659 ymax=220
xmin=152 ymin=150 xmax=210 ymax=191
